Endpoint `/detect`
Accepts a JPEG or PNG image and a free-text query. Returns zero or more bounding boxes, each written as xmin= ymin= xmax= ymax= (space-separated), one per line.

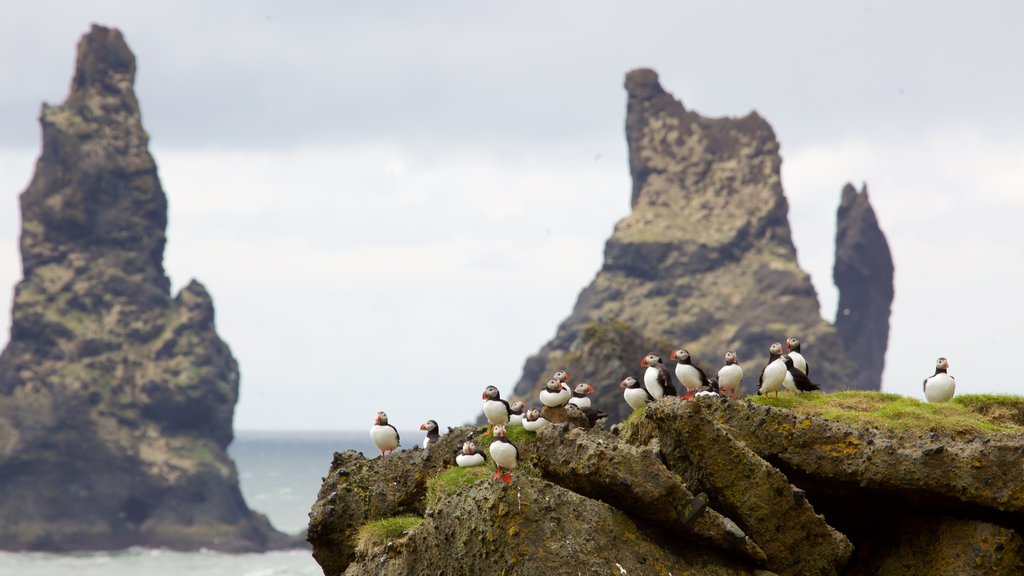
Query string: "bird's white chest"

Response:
xmin=675 ymin=364 xmax=703 ymax=391
xmin=370 ymin=425 xmax=399 ymax=451
xmin=760 ymin=359 xmax=786 ymax=393
xmin=623 ymin=387 xmax=650 ymax=410
xmin=489 ymin=441 xmax=517 ymax=469
xmin=718 ymin=364 xmax=743 ymax=390
xmin=522 ymin=417 xmax=547 ymax=432
xmin=644 ymin=366 xmax=665 ymax=399
xmin=456 ymin=452 xmax=486 ymax=467
xmin=483 ymin=400 xmax=510 ymax=425
xmin=539 ymin=387 xmax=570 ymax=407
xmin=924 ymin=373 xmax=956 ymax=403
xmin=790 ymin=352 xmax=807 ymax=374
xmin=568 ymin=396 xmax=591 ymax=409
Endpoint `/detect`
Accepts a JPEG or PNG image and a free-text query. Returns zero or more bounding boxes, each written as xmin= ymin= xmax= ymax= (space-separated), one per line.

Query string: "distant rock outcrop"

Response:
xmin=512 ymin=69 xmax=895 ymax=421
xmin=0 ymin=25 xmax=291 ymax=551
xmin=833 ymin=183 xmax=894 ymax=390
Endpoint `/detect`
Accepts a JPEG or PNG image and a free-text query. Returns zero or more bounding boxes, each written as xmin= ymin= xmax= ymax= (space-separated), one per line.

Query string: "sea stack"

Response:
xmin=833 ymin=183 xmax=895 ymax=390
xmin=511 ymin=69 xmax=880 ymax=422
xmin=0 ymin=25 xmax=289 ymax=551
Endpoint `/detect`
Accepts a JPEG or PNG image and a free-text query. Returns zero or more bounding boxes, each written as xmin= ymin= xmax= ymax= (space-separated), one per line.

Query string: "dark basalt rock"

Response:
xmin=511 ymin=69 xmax=894 ymax=425
xmin=0 ymin=25 xmax=292 ymax=552
xmin=833 ymin=183 xmax=895 ymax=390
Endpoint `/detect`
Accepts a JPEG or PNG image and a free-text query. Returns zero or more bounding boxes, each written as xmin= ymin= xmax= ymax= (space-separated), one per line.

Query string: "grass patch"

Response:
xmin=356 ymin=515 xmax=422 ymax=550
xmin=426 ymin=466 xmax=492 ymax=507
xmin=749 ymin=392 xmax=1024 ymax=436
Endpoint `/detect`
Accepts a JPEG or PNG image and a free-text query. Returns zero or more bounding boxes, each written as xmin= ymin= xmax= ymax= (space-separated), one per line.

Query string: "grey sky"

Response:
xmin=1 ymin=1 xmax=1022 ymax=431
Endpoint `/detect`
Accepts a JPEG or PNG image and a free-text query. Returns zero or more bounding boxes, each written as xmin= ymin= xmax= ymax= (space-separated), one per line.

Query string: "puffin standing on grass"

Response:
xmin=670 ymin=349 xmax=711 ymax=398
xmin=620 ymin=376 xmax=655 ymax=411
xmin=539 ymin=378 xmax=572 ymax=407
xmin=482 ymin=386 xmax=513 ymax=436
xmin=641 ymin=353 xmax=677 ymax=400
xmin=456 ymin=441 xmax=487 ymax=468
xmin=522 ymin=408 xmax=549 ymax=432
xmin=717 ymin=351 xmax=744 ymax=398
xmin=568 ymin=383 xmax=596 ymax=409
xmin=488 ymin=424 xmax=518 ymax=484
xmin=785 ymin=337 xmax=809 ymax=376
xmin=419 ymin=419 xmax=440 ymax=449
xmin=757 ymin=343 xmax=786 ymax=399
xmin=370 ymin=411 xmax=400 ymax=458
xmin=924 ymin=357 xmax=956 ymax=403
xmin=781 ymin=354 xmax=821 ymax=394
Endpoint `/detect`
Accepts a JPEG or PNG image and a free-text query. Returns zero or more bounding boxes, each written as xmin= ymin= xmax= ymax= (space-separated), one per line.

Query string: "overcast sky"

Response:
xmin=1 ymin=1 xmax=1022 ymax=432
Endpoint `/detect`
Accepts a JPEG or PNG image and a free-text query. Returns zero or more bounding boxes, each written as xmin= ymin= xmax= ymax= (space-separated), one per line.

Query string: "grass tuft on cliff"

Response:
xmin=426 ymin=466 xmax=492 ymax=507
xmin=749 ymin=392 xmax=1024 ymax=435
xmin=356 ymin=515 xmax=422 ymax=550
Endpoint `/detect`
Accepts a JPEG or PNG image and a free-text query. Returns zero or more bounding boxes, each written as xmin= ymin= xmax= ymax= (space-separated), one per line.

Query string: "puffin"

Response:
xmin=781 ymin=354 xmax=821 ymax=393
xmin=923 ymin=357 xmax=956 ymax=403
xmin=619 ymin=376 xmax=655 ymax=411
xmin=757 ymin=342 xmax=786 ymax=399
xmin=568 ymin=382 xmax=596 ymax=409
xmin=539 ymin=378 xmax=572 ymax=407
xmin=522 ymin=408 xmax=549 ymax=432
xmin=482 ymin=385 xmax=513 ymax=436
xmin=508 ymin=400 xmax=526 ymax=427
xmin=419 ymin=419 xmax=440 ymax=449
xmin=670 ymin=349 xmax=711 ymax=398
xmin=695 ymin=376 xmax=722 ymax=397
xmin=488 ymin=424 xmax=518 ymax=484
xmin=370 ymin=411 xmax=400 ymax=458
xmin=456 ymin=441 xmax=487 ymax=468
xmin=785 ymin=336 xmax=809 ymax=376
xmin=641 ymin=353 xmax=677 ymax=400
xmin=717 ymin=351 xmax=744 ymax=398
xmin=565 ymin=402 xmax=609 ymax=429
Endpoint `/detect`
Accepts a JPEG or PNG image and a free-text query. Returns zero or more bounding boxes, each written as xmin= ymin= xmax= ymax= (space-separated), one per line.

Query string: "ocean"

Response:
xmin=0 ymin=430 xmax=400 ymax=576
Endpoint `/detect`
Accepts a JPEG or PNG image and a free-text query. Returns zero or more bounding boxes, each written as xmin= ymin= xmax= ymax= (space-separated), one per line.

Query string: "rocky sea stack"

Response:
xmin=511 ymin=69 xmax=894 ymax=424
xmin=0 ymin=25 xmax=292 ymax=551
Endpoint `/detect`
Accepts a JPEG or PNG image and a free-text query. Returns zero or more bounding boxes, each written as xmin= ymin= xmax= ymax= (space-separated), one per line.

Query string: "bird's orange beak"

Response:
xmin=419 ymin=423 xmax=426 ymax=430
xmin=669 ymin=351 xmax=677 ymax=360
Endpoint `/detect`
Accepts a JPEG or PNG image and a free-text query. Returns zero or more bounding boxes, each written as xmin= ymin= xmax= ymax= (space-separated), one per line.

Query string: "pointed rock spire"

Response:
xmin=833 ymin=183 xmax=894 ymax=390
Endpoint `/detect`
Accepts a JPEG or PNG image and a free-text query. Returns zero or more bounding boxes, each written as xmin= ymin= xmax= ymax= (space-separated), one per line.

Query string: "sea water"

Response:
xmin=0 ymin=430 xmax=409 ymax=575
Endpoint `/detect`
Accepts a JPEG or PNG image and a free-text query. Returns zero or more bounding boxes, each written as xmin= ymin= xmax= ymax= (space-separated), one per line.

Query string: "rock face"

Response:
xmin=309 ymin=397 xmax=1024 ymax=576
xmin=511 ymin=69 xmax=895 ymax=423
xmin=833 ymin=183 xmax=894 ymax=390
xmin=0 ymin=25 xmax=290 ymax=551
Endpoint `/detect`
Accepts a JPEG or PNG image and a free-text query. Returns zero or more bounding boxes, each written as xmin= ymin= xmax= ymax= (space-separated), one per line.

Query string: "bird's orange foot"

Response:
xmin=502 ymin=472 xmax=512 ymax=484
xmin=492 ymin=468 xmax=502 ymax=482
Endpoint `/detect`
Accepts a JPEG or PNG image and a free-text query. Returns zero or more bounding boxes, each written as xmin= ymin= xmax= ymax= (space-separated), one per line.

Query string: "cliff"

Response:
xmin=308 ymin=394 xmax=1024 ymax=575
xmin=0 ymin=25 xmax=292 ymax=551
xmin=510 ymin=69 xmax=894 ymax=423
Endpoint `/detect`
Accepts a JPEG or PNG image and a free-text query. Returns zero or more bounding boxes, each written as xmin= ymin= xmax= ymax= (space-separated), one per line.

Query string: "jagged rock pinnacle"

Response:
xmin=833 ymin=182 xmax=894 ymax=390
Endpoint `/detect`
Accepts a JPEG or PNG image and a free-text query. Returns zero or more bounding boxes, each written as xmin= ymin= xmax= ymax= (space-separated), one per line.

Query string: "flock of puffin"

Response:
xmin=370 ymin=337 xmax=957 ymax=484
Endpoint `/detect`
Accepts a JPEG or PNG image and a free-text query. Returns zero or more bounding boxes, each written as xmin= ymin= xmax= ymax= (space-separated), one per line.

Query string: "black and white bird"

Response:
xmin=757 ymin=343 xmax=786 ymax=399
xmin=717 ymin=351 xmax=744 ymax=398
xmin=522 ymin=408 xmax=549 ymax=432
xmin=456 ymin=441 xmax=487 ymax=468
xmin=620 ymin=376 xmax=654 ymax=411
xmin=508 ymin=400 xmax=526 ymax=427
xmin=923 ymin=357 xmax=956 ymax=403
xmin=488 ymin=424 xmax=518 ymax=484
xmin=670 ymin=349 xmax=711 ymax=398
xmin=785 ymin=336 xmax=809 ymax=376
xmin=781 ymin=354 xmax=821 ymax=394
xmin=539 ymin=378 xmax=571 ymax=407
xmin=482 ymin=385 xmax=513 ymax=436
xmin=419 ymin=419 xmax=440 ymax=449
xmin=370 ymin=411 xmax=400 ymax=458
xmin=641 ymin=353 xmax=677 ymax=400
xmin=568 ymin=382 xmax=596 ymax=409
xmin=564 ymin=402 xmax=609 ymax=429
